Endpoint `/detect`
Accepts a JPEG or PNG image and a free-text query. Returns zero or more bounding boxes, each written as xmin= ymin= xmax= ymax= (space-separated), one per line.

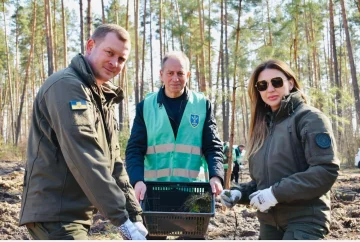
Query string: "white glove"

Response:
xmin=118 ymin=219 xmax=147 ymax=240
xmin=134 ymin=221 xmax=148 ymax=237
xmin=249 ymin=187 xmax=278 ymax=212
xmin=219 ymin=189 xmax=242 ymax=208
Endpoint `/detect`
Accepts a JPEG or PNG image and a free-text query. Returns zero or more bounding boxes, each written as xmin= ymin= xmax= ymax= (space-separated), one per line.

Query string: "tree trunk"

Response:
xmin=16 ymin=0 xmax=36 ymax=146
xmin=213 ymin=47 xmax=221 ymax=117
xmin=101 ymin=0 xmax=105 ymax=23
xmin=53 ymin=0 xmax=58 ymax=72
xmin=119 ymin=0 xmax=130 ymax=131
xmin=188 ymin=21 xmax=192 ymax=90
xmin=293 ymin=3 xmax=299 ymax=71
xmin=220 ymin=0 xmax=226 ymax=141
xmin=87 ymin=0 xmax=92 ymax=39
xmin=266 ymin=0 xmax=272 ymax=45
xmin=195 ymin=55 xmax=200 ymax=90
xmin=134 ymin=0 xmax=140 ymax=104
xmin=207 ymin=0 xmax=212 ymax=100
xmin=159 ymin=0 xmax=163 ymax=62
xmin=150 ymin=0 xmax=154 ymax=92
xmin=197 ymin=0 xmax=206 ymax=92
xmin=141 ymin=0 xmax=147 ymax=100
xmin=340 ymin=0 xmax=360 ymax=123
xmin=61 ymin=0 xmax=67 ymax=67
xmin=309 ymin=13 xmax=318 ymax=89
xmin=80 ymin=0 xmax=84 ymax=54
xmin=45 ymin=0 xmax=54 ymax=76
xmin=304 ymin=11 xmax=312 ymax=87
xmin=175 ymin=0 xmax=184 ymax=51
xmin=224 ymin=0 xmax=230 ymax=141
xmin=14 ymin=4 xmax=20 ymax=120
xmin=330 ymin=0 xmax=341 ymax=131
xmin=225 ymin=0 xmax=242 ymax=190
xmin=3 ymin=0 xmax=15 ymax=143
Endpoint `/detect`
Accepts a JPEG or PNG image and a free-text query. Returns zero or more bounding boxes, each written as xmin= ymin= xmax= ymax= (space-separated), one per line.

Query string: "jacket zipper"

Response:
xmin=264 ymin=117 xmax=281 ymax=229
xmin=264 ymin=118 xmax=275 ymax=187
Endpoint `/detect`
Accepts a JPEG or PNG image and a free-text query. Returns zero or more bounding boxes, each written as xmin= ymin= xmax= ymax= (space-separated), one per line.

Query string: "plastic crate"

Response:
xmin=140 ymin=181 xmax=215 ymax=238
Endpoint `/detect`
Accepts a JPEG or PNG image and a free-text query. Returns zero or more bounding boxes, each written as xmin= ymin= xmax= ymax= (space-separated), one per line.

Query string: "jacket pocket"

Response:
xmin=287 ymin=204 xmax=314 ymax=221
xmin=293 ymin=230 xmax=322 ymax=240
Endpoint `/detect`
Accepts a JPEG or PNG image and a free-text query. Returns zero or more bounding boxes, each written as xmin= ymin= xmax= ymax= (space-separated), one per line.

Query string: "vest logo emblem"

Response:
xmin=190 ymin=114 xmax=200 ymax=128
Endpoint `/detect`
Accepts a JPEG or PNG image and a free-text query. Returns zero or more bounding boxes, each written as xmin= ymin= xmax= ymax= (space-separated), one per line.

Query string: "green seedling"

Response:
xmin=182 ymin=193 xmax=212 ymax=213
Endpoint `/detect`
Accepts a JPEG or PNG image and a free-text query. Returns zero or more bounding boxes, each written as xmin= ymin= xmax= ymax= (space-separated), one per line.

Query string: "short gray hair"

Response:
xmin=161 ymin=51 xmax=190 ymax=72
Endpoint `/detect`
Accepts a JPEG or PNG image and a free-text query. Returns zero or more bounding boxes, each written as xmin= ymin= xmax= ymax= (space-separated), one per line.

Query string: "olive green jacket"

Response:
xmin=19 ymin=54 xmax=142 ymax=227
xmin=235 ymin=91 xmax=340 ymax=232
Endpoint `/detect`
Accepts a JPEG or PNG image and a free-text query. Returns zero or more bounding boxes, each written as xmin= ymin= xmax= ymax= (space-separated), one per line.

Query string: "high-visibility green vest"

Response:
xmin=143 ymin=90 xmax=209 ymax=182
xmin=223 ymin=144 xmax=238 ymax=169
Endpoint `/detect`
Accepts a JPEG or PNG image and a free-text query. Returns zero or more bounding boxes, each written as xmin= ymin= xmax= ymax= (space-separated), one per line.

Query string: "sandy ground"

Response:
xmin=0 ymin=160 xmax=359 ymax=240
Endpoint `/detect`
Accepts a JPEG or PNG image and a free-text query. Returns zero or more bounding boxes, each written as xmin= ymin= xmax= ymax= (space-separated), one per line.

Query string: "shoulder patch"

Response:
xmin=70 ymin=100 xmax=87 ymax=110
xmin=315 ymin=133 xmax=331 ymax=149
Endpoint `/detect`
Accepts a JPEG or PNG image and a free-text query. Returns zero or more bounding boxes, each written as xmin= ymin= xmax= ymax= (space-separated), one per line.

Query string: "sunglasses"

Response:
xmin=255 ymin=77 xmax=284 ymax=92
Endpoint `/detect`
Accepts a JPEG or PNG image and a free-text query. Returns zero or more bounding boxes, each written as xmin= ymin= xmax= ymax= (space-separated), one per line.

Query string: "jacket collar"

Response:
xmin=156 ymin=86 xmax=189 ymax=105
xmin=268 ymin=91 xmax=304 ymax=124
xmin=70 ymin=54 xmax=124 ymax=104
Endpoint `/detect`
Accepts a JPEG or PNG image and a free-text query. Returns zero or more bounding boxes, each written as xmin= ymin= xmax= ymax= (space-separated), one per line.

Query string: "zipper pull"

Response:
xmin=269 ymin=121 xmax=274 ymax=135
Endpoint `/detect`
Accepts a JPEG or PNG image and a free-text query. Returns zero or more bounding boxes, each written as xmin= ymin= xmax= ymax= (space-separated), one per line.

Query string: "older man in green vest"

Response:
xmin=126 ymin=51 xmax=224 ymax=203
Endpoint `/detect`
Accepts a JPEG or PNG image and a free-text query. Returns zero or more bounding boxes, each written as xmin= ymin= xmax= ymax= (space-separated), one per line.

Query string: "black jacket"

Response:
xmin=125 ymin=86 xmax=224 ymax=186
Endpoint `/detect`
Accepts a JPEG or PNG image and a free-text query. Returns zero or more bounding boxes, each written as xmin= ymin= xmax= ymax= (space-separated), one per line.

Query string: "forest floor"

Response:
xmin=0 ymin=159 xmax=360 ymax=240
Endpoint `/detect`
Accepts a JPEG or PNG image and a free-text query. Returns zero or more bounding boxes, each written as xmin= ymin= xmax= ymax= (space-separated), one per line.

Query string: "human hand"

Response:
xmin=210 ymin=177 xmax=223 ymax=196
xmin=219 ymin=189 xmax=242 ymax=208
xmin=118 ymin=219 xmax=147 ymax=240
xmin=134 ymin=221 xmax=148 ymax=237
xmin=249 ymin=187 xmax=278 ymax=212
xmin=134 ymin=181 xmax=147 ymax=202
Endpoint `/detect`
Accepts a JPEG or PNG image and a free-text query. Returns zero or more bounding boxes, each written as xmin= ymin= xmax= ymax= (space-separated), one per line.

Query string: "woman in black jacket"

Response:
xmin=220 ymin=59 xmax=340 ymax=240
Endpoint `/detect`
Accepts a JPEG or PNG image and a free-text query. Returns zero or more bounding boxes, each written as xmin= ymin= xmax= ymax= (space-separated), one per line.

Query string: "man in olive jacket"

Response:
xmin=19 ymin=24 xmax=147 ymax=240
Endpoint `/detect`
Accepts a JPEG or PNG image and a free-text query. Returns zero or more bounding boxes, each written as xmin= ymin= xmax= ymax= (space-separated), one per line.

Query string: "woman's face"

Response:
xmin=256 ymin=68 xmax=294 ymax=112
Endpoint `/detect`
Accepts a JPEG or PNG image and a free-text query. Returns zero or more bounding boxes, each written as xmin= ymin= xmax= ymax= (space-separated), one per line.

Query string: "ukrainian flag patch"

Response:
xmin=70 ymin=100 xmax=87 ymax=110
